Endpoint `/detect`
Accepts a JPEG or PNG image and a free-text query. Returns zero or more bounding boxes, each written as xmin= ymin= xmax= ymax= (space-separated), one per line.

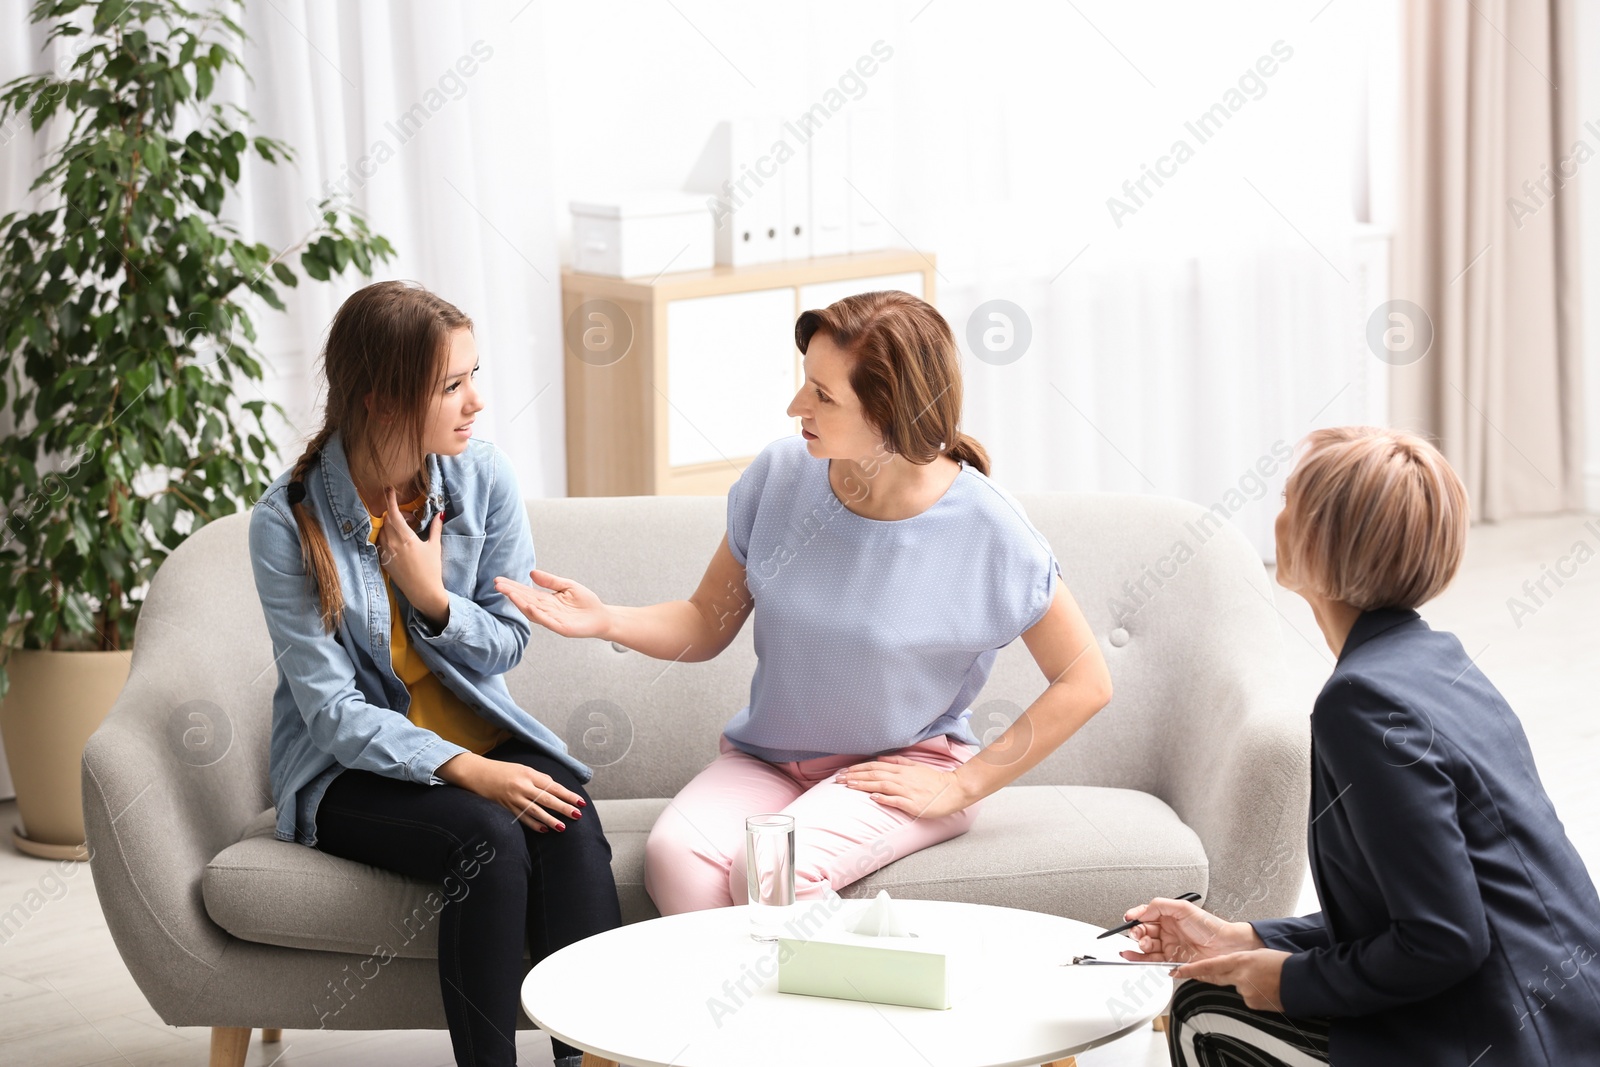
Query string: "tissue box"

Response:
xmin=776 ymin=895 xmax=950 ymax=1010
xmin=569 ymin=192 xmax=713 ymax=278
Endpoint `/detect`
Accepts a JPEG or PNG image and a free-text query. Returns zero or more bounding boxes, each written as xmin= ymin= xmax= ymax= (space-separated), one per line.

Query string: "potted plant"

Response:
xmin=0 ymin=0 xmax=394 ymax=858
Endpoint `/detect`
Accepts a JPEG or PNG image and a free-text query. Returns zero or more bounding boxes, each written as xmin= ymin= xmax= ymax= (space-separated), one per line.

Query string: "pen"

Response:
xmin=1063 ymin=955 xmax=1181 ymax=967
xmin=1096 ymin=891 xmax=1203 ymax=939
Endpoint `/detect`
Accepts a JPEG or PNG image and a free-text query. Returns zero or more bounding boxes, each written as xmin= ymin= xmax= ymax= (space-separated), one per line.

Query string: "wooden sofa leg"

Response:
xmin=208 ymin=1027 xmax=251 ymax=1067
xmin=1152 ymin=1013 xmax=1169 ymax=1031
xmin=261 ymin=1027 xmax=283 ymax=1042
xmin=1043 ymin=1059 xmax=1078 ymax=1066
xmin=580 ymin=1056 xmax=619 ymax=1067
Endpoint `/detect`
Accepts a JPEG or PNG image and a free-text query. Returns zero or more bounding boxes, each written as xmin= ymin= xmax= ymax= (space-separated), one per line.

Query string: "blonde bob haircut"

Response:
xmin=1282 ymin=426 xmax=1468 ymax=611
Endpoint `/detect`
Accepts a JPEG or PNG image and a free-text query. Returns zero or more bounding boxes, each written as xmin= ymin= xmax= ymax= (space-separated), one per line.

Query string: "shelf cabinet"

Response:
xmin=562 ymin=249 xmax=937 ymax=497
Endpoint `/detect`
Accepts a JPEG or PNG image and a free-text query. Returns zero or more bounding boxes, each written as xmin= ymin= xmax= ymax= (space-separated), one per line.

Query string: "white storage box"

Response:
xmin=570 ymin=192 xmax=714 ymax=278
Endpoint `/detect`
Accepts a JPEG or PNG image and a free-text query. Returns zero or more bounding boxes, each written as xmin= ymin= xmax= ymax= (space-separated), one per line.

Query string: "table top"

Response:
xmin=520 ymin=897 xmax=1170 ymax=1067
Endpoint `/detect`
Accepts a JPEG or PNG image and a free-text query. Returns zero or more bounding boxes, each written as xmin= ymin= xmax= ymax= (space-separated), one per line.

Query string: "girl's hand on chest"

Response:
xmin=375 ymin=485 xmax=446 ymax=607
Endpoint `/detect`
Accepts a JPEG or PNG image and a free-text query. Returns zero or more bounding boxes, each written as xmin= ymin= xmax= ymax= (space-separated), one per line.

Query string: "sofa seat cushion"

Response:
xmin=202 ymin=786 xmax=1204 ymax=959
xmin=846 ymin=784 xmax=1208 ymax=928
xmin=202 ymin=798 xmax=665 ymax=960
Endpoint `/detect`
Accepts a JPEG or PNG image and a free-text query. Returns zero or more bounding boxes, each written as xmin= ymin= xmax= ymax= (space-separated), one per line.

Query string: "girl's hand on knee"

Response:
xmin=441 ymin=753 xmax=587 ymax=832
xmin=835 ymin=756 xmax=973 ymax=819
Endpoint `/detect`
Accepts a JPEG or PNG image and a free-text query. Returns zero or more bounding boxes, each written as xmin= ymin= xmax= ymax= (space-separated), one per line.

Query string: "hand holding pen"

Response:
xmin=1098 ymin=892 xmax=1202 ymax=939
xmin=1063 ymin=892 xmax=1201 ymax=968
xmin=1114 ymin=893 xmax=1266 ymax=966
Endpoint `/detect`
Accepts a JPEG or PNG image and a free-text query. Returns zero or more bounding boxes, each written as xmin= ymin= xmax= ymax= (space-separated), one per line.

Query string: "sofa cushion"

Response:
xmin=202 ymin=786 xmax=1205 ymax=959
xmin=847 ymin=785 xmax=1208 ymax=928
xmin=202 ymin=798 xmax=663 ymax=960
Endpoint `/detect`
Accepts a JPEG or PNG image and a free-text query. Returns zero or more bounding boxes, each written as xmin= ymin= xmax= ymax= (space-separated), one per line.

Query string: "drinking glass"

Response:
xmin=745 ymin=813 xmax=796 ymax=941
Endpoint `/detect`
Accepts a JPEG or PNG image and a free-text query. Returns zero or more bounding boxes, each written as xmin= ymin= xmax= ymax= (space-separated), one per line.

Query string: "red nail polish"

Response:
xmin=577 ymin=798 xmax=587 ymax=807
xmin=572 ymin=810 xmax=582 ymax=819
xmin=556 ymin=823 xmax=566 ymax=832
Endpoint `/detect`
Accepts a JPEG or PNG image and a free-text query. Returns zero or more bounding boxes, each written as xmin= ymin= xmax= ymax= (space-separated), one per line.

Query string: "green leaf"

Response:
xmin=61 ymin=591 xmax=95 ymax=635
xmin=44 ymin=521 xmax=67 ymax=559
xmin=71 ymin=512 xmax=95 ymax=555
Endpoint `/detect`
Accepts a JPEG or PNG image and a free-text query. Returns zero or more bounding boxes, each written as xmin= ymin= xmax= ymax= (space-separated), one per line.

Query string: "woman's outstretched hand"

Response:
xmin=493 ymin=569 xmax=612 ymax=639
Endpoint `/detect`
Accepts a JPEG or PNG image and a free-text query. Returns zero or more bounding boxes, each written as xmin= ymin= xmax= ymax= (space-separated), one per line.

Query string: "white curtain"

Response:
xmin=535 ymin=0 xmax=1397 ymax=558
xmin=232 ymin=0 xmax=565 ymax=497
xmin=1 ymin=0 xmax=567 ymax=497
xmin=884 ymin=0 xmax=1392 ymax=557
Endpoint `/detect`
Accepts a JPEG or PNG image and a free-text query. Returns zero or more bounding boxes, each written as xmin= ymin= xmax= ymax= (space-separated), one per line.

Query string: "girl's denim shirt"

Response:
xmin=249 ymin=429 xmax=590 ymax=846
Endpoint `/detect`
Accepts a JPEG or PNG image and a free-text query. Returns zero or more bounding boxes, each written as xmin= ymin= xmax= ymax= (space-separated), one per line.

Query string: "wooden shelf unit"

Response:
xmin=562 ymin=249 xmax=938 ymax=497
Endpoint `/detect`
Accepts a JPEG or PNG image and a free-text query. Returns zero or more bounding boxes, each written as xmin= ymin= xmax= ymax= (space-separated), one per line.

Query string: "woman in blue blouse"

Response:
xmin=494 ymin=290 xmax=1114 ymax=913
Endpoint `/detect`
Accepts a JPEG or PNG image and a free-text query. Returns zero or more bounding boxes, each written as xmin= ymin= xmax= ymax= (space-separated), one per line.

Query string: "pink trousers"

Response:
xmin=643 ymin=733 xmax=982 ymax=915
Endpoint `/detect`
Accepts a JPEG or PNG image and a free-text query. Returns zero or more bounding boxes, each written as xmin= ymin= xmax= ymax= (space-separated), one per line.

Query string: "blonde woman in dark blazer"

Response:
xmin=1123 ymin=427 xmax=1600 ymax=1066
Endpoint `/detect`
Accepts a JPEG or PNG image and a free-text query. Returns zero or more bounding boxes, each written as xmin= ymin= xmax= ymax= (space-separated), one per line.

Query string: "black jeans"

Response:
xmin=314 ymin=736 xmax=621 ymax=1066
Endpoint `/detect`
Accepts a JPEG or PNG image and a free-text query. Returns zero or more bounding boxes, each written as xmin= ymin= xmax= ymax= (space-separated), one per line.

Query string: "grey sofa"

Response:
xmin=83 ymin=492 xmax=1309 ymax=1064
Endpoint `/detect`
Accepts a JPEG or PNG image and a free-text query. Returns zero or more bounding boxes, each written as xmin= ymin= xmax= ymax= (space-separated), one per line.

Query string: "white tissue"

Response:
xmin=847 ymin=890 xmax=915 ymax=937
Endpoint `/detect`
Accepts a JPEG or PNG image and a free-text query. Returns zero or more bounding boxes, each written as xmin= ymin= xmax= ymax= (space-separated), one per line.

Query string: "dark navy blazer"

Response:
xmin=1252 ymin=608 xmax=1600 ymax=1065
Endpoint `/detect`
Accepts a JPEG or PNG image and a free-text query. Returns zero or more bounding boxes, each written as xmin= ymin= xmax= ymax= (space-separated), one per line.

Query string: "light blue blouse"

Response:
xmin=722 ymin=435 xmax=1060 ymax=762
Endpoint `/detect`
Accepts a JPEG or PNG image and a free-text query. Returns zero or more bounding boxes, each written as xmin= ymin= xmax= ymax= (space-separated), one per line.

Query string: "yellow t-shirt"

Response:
xmin=369 ymin=492 xmax=510 ymax=756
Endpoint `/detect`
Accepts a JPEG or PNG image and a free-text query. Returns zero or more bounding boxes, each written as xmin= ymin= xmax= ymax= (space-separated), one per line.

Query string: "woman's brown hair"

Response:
xmin=287 ymin=280 xmax=473 ymax=633
xmin=794 ymin=290 xmax=990 ymax=476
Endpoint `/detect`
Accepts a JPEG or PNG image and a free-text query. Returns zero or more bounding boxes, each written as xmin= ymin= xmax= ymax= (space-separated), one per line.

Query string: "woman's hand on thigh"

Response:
xmin=439 ymin=753 xmax=586 ymax=832
xmin=835 ymin=755 xmax=973 ymax=819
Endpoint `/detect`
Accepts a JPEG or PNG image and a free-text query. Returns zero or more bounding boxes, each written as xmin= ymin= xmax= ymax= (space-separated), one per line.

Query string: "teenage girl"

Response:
xmin=250 ymin=280 xmax=618 ymax=1067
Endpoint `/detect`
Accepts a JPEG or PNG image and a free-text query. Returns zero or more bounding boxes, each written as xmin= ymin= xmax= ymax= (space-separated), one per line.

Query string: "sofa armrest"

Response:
xmin=1157 ymin=650 xmax=1311 ymax=923
xmin=82 ymin=669 xmax=264 ymax=1022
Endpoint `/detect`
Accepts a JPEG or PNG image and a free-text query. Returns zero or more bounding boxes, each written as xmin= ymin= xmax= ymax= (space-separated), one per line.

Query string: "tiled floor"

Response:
xmin=1 ymin=513 xmax=1594 ymax=1067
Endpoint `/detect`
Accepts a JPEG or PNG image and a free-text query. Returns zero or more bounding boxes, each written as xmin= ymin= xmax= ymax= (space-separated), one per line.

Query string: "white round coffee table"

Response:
xmin=521 ymin=897 xmax=1168 ymax=1067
